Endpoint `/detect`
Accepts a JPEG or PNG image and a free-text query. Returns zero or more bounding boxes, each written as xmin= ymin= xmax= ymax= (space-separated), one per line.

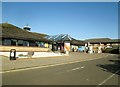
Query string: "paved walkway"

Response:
xmin=1 ymin=52 xmax=114 ymax=72
xmin=0 ymin=52 xmax=63 ymax=58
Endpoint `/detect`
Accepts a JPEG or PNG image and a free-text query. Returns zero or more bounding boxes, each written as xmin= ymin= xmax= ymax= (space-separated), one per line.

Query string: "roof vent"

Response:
xmin=23 ymin=24 xmax=31 ymax=31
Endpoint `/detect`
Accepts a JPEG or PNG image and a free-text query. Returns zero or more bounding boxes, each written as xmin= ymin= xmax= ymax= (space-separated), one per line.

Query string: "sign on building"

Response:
xmin=64 ymin=42 xmax=70 ymax=54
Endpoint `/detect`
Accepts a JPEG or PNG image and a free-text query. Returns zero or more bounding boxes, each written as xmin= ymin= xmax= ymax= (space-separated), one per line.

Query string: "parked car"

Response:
xmin=105 ymin=46 xmax=112 ymax=49
xmin=78 ymin=46 xmax=85 ymax=52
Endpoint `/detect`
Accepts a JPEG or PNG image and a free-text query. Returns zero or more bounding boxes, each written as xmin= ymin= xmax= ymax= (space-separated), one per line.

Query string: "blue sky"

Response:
xmin=2 ymin=2 xmax=118 ymax=40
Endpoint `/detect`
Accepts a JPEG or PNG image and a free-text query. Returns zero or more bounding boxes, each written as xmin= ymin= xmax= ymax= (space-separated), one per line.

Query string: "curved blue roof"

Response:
xmin=45 ymin=34 xmax=72 ymax=41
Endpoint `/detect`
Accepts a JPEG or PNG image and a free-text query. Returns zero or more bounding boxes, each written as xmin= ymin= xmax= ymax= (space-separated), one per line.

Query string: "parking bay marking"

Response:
xmin=96 ymin=70 xmax=120 ymax=87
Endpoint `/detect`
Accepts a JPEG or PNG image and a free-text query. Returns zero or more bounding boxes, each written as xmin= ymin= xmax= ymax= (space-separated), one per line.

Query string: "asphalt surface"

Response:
xmin=2 ymin=54 xmax=120 ymax=86
xmin=1 ymin=52 xmax=109 ymax=71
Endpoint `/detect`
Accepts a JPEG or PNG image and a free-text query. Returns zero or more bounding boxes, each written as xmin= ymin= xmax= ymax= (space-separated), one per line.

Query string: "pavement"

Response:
xmin=0 ymin=52 xmax=115 ymax=73
xmin=0 ymin=51 xmax=63 ymax=58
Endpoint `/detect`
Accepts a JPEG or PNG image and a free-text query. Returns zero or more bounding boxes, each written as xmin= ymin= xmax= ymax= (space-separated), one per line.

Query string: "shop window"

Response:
xmin=3 ymin=39 xmax=11 ymax=46
xmin=18 ymin=40 xmax=23 ymax=46
xmin=40 ymin=42 xmax=44 ymax=47
xmin=11 ymin=39 xmax=17 ymax=46
xmin=35 ymin=41 xmax=40 ymax=46
xmin=23 ymin=41 xmax=29 ymax=46
xmin=29 ymin=41 xmax=37 ymax=47
xmin=0 ymin=39 xmax=2 ymax=45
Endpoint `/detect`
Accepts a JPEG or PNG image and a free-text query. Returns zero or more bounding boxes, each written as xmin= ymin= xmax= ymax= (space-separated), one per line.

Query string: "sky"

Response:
xmin=2 ymin=2 xmax=118 ymax=40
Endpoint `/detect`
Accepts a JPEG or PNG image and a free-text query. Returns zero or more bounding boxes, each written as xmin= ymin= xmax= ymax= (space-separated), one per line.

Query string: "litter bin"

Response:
xmin=10 ymin=49 xmax=16 ymax=60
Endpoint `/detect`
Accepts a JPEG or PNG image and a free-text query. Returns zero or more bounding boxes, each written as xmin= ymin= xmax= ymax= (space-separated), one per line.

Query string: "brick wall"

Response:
xmin=0 ymin=46 xmax=50 ymax=52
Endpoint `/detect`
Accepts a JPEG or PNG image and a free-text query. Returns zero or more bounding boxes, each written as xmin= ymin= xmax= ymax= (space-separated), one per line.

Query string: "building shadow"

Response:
xmin=103 ymin=49 xmax=119 ymax=54
xmin=96 ymin=59 xmax=120 ymax=75
xmin=109 ymin=49 xmax=119 ymax=54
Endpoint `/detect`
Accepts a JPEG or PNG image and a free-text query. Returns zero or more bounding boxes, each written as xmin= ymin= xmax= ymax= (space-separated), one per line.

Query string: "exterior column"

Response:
xmin=98 ymin=43 xmax=102 ymax=53
xmin=27 ymin=41 xmax=29 ymax=46
xmin=16 ymin=40 xmax=18 ymax=46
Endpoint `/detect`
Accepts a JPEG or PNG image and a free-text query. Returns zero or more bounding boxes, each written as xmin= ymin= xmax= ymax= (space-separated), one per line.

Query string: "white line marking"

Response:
xmin=1 ymin=55 xmax=109 ymax=74
xmin=72 ymin=67 xmax=80 ymax=71
xmin=67 ymin=66 xmax=85 ymax=72
xmin=81 ymin=66 xmax=85 ymax=69
xmin=96 ymin=70 xmax=120 ymax=87
xmin=56 ymin=66 xmax=85 ymax=74
xmin=71 ymin=66 xmax=85 ymax=71
xmin=86 ymin=79 xmax=89 ymax=81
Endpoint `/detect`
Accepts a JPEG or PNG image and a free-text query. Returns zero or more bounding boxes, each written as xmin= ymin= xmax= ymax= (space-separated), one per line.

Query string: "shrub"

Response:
xmin=104 ymin=48 xmax=119 ymax=54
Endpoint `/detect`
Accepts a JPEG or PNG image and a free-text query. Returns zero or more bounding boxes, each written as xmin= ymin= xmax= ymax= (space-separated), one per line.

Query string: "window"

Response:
xmin=11 ymin=39 xmax=17 ymax=46
xmin=0 ymin=39 xmax=2 ymax=45
xmin=35 ymin=41 xmax=40 ymax=46
xmin=40 ymin=42 xmax=44 ymax=47
xmin=3 ymin=39 xmax=11 ymax=46
xmin=18 ymin=40 xmax=23 ymax=46
xmin=23 ymin=41 xmax=29 ymax=46
xmin=29 ymin=41 xmax=37 ymax=47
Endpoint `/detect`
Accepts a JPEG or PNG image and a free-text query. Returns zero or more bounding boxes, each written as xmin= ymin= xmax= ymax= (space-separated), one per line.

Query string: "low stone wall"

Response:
xmin=0 ymin=46 xmax=50 ymax=52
